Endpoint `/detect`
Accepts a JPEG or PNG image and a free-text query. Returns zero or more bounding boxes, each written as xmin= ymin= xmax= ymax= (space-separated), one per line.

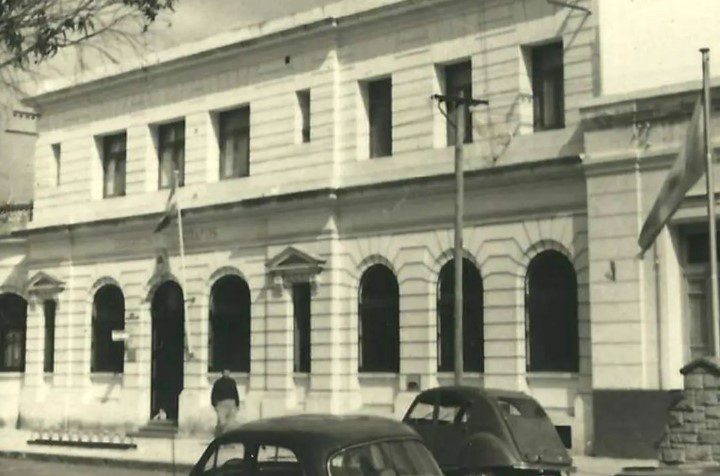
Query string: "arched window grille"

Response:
xmin=358 ymin=264 xmax=399 ymax=372
xmin=91 ymin=284 xmax=125 ymax=373
xmin=209 ymin=275 xmax=251 ymax=372
xmin=437 ymin=258 xmax=484 ymax=372
xmin=525 ymin=250 xmax=579 ymax=372
xmin=0 ymin=293 xmax=27 ymax=372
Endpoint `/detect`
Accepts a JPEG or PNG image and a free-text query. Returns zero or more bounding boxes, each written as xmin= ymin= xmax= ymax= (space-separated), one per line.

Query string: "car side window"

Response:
xmin=437 ymin=404 xmax=462 ymax=425
xmin=204 ymin=442 xmax=245 ymax=474
xmin=437 ymin=402 xmax=471 ymax=427
xmin=406 ymin=402 xmax=434 ymax=423
xmin=257 ymin=445 xmax=303 ymax=476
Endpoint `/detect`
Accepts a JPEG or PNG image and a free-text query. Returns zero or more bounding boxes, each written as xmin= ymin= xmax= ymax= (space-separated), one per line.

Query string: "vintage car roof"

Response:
xmin=416 ymin=386 xmax=531 ymax=402
xmin=218 ymin=414 xmax=420 ymax=454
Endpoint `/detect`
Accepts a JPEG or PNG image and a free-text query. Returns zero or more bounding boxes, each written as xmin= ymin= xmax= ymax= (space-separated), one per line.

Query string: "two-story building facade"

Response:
xmin=3 ymin=0 xmax=719 ymax=457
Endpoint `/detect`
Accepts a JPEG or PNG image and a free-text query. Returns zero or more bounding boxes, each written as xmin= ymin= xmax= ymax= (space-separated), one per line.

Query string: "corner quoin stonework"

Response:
xmin=659 ymin=357 xmax=720 ymax=465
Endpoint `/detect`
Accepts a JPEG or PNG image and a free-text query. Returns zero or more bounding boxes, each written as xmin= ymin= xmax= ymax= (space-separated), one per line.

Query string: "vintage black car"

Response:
xmin=402 ymin=386 xmax=574 ymax=476
xmin=191 ymin=413 xmax=445 ymax=476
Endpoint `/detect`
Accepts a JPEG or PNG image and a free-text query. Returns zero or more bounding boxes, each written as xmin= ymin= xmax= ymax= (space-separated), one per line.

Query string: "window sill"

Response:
xmin=358 ymin=372 xmax=398 ymax=380
xmin=436 ymin=371 xmax=484 ymax=377
xmin=102 ymin=194 xmax=126 ymax=200
xmin=293 ymin=372 xmax=310 ymax=380
xmin=0 ymin=371 xmax=24 ymax=379
xmin=206 ymin=372 xmax=249 ymax=383
xmin=526 ymin=372 xmax=579 ymax=381
xmin=219 ymin=174 xmax=250 ymax=182
xmin=89 ymin=372 xmax=123 ymax=383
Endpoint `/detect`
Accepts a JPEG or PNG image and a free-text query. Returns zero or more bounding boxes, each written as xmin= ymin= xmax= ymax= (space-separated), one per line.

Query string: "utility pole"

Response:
xmin=431 ymin=92 xmax=488 ymax=386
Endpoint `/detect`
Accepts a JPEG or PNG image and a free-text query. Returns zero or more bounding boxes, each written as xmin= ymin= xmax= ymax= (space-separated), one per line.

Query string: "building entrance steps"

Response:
xmin=128 ymin=419 xmax=180 ymax=439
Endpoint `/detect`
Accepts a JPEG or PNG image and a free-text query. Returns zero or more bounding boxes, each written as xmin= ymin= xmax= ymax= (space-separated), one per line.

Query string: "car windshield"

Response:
xmin=328 ymin=439 xmax=442 ymax=476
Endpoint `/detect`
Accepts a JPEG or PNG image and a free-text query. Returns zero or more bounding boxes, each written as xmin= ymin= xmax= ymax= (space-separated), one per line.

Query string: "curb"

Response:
xmin=0 ymin=450 xmax=194 ymax=472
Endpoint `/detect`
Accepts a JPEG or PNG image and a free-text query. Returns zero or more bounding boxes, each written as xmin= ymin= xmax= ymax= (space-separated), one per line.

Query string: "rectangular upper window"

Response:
xmin=367 ymin=77 xmax=392 ymax=158
xmin=218 ymin=107 xmax=250 ymax=180
xmin=102 ymin=133 xmax=127 ymax=198
xmin=158 ymin=121 xmax=185 ymax=189
xmin=292 ymin=282 xmax=311 ymax=373
xmin=51 ymin=143 xmax=61 ymax=187
xmin=444 ymin=61 xmax=473 ymax=145
xmin=297 ymin=90 xmax=311 ymax=143
xmin=531 ymin=42 xmax=565 ymax=131
xmin=43 ymin=300 xmax=56 ymax=373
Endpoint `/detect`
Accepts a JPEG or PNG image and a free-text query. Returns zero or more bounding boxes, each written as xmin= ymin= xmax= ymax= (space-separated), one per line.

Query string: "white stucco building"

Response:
xmin=1 ymin=0 xmax=719 ymax=457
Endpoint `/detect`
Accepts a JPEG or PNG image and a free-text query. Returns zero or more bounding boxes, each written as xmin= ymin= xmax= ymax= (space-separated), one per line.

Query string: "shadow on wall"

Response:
xmin=592 ymin=389 xmax=683 ymax=458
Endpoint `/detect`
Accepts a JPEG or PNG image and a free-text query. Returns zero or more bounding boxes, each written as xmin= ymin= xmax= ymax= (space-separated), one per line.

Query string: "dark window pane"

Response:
xmin=293 ymin=282 xmax=311 ymax=373
xmin=43 ymin=300 xmax=56 ymax=373
xmin=368 ymin=78 xmax=392 ymax=158
xmin=445 ymin=61 xmax=473 ymax=145
xmin=437 ymin=258 xmax=484 ymax=372
xmin=209 ymin=275 xmax=251 ymax=372
xmin=92 ymin=285 xmax=125 ymax=373
xmin=526 ymin=250 xmax=578 ymax=372
xmin=219 ymin=107 xmax=250 ymax=179
xmin=359 ymin=264 xmax=399 ymax=372
xmin=298 ymin=90 xmax=311 ymax=143
xmin=103 ymin=133 xmax=127 ymax=198
xmin=0 ymin=293 xmax=27 ymax=372
xmin=532 ymin=42 xmax=565 ymax=131
xmin=158 ymin=121 xmax=185 ymax=189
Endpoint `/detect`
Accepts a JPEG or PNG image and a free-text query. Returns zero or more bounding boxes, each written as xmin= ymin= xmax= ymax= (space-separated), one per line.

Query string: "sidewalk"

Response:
xmin=0 ymin=428 xmax=657 ymax=475
xmin=0 ymin=428 xmax=208 ymax=471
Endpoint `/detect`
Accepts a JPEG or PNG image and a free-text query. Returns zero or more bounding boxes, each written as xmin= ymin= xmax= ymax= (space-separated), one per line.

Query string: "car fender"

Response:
xmin=457 ymin=432 xmax=521 ymax=469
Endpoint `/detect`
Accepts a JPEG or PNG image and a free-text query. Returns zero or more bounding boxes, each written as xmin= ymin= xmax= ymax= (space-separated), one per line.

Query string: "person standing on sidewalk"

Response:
xmin=211 ymin=369 xmax=240 ymax=437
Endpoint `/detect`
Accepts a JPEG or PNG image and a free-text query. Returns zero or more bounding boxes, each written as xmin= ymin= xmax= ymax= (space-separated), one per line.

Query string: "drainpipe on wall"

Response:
xmin=654 ymin=243 xmax=664 ymax=389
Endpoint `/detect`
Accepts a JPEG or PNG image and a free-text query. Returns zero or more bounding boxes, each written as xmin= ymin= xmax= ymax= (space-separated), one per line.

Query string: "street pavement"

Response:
xmin=0 ymin=457 xmax=180 ymax=475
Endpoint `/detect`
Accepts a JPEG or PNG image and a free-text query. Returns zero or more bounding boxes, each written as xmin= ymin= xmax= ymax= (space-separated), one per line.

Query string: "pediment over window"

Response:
xmin=26 ymin=271 xmax=65 ymax=297
xmin=266 ymin=246 xmax=325 ymax=284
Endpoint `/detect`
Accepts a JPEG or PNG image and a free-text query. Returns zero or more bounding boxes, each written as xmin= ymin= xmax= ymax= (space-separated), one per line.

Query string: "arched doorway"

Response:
xmin=151 ymin=281 xmax=184 ymax=421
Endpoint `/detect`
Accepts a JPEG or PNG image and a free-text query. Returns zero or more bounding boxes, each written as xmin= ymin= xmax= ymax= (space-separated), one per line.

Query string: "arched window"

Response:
xmin=437 ymin=258 xmax=484 ymax=372
xmin=92 ymin=284 xmax=125 ymax=373
xmin=358 ymin=264 xmax=399 ymax=372
xmin=0 ymin=293 xmax=27 ymax=372
xmin=526 ymin=250 xmax=579 ymax=372
xmin=209 ymin=275 xmax=251 ymax=372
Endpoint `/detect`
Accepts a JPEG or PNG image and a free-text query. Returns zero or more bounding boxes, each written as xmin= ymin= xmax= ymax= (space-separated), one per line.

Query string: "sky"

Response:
xmin=20 ymin=0 xmax=339 ymax=88
xmin=151 ymin=0 xmax=336 ymax=48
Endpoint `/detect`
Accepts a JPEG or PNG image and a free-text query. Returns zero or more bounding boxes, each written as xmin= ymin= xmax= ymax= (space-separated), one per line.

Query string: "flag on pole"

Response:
xmin=638 ymin=96 xmax=706 ymax=254
xmin=154 ymin=175 xmax=177 ymax=233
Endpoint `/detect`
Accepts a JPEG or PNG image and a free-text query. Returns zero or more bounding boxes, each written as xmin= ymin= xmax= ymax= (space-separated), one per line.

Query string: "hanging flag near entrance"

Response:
xmin=152 ymin=170 xmax=193 ymax=359
xmin=638 ymin=48 xmax=720 ymax=358
xmin=154 ymin=173 xmax=177 ymax=233
xmin=638 ymin=96 xmax=705 ymax=255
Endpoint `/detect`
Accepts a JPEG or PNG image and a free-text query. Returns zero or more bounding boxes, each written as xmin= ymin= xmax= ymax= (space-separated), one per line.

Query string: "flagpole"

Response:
xmin=173 ymin=170 xmax=192 ymax=358
xmin=701 ymin=48 xmax=720 ymax=358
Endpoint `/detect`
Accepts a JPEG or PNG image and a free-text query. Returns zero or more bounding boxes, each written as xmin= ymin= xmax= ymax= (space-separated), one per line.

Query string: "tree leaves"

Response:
xmin=0 ymin=0 xmax=175 ymax=70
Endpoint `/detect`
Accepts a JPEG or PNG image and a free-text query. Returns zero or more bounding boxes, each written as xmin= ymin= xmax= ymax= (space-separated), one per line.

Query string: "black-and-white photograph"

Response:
xmin=0 ymin=1 xmax=719 ymax=475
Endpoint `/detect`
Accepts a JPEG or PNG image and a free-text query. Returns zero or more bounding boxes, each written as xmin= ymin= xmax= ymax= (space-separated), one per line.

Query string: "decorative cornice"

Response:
xmin=26 ymin=271 xmax=65 ymax=297
xmin=266 ymin=246 xmax=326 ymax=285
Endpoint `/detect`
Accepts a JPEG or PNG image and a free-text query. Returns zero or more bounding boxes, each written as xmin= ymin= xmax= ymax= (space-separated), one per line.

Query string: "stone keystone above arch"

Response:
xmin=266 ymin=246 xmax=325 ymax=285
